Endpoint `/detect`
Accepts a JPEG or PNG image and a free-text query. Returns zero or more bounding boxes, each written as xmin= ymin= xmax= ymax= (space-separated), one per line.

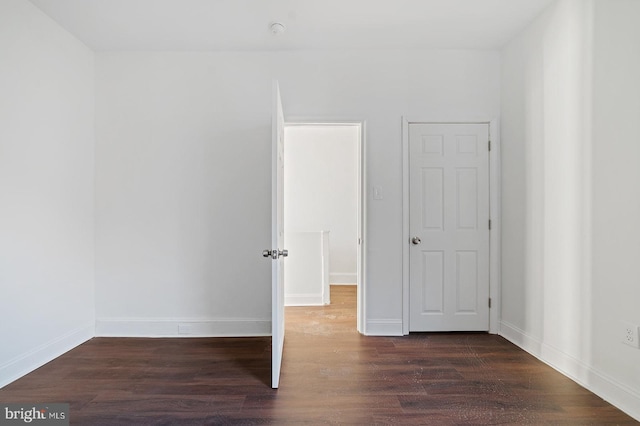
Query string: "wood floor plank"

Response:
xmin=0 ymin=285 xmax=636 ymax=425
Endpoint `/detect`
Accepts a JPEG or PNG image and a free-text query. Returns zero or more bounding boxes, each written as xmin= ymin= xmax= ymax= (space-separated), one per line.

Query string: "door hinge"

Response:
xmin=488 ymin=219 xmax=492 ymax=230
xmin=488 ymin=140 xmax=491 ymax=151
xmin=488 ymin=298 xmax=492 ymax=309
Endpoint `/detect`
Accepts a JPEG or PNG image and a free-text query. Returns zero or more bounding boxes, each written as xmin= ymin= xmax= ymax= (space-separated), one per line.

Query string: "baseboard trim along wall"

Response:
xmin=285 ymin=293 xmax=325 ymax=306
xmin=0 ymin=324 xmax=94 ymax=388
xmin=365 ymin=319 xmax=403 ymax=336
xmin=95 ymin=318 xmax=271 ymax=337
xmin=329 ymin=273 xmax=357 ymax=285
xmin=499 ymin=320 xmax=543 ymax=356
xmin=499 ymin=321 xmax=640 ymax=422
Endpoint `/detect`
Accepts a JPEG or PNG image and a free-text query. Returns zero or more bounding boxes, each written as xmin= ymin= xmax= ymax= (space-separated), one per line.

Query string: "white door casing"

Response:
xmin=408 ymin=123 xmax=490 ymax=331
xmin=270 ymin=81 xmax=286 ymax=388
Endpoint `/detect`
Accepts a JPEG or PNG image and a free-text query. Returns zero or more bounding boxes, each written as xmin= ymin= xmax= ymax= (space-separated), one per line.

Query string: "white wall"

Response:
xmin=95 ymin=53 xmax=273 ymax=336
xmin=95 ymin=49 xmax=500 ymax=336
xmin=591 ymin=0 xmax=640 ymax=418
xmin=0 ymin=0 xmax=95 ymax=387
xmin=501 ymin=0 xmax=640 ymax=419
xmin=284 ymin=125 xmax=358 ymax=285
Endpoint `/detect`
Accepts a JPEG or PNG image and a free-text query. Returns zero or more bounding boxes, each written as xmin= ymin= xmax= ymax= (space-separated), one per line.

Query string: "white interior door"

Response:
xmin=409 ymin=123 xmax=490 ymax=331
xmin=270 ymin=81 xmax=286 ymax=388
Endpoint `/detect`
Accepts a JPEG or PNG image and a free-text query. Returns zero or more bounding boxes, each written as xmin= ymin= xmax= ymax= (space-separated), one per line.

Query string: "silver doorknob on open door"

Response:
xmin=263 ymin=249 xmax=288 ymax=259
xmin=412 ymin=237 xmax=421 ymax=245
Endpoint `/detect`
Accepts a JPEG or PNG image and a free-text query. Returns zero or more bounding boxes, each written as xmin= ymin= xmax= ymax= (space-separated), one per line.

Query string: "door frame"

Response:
xmin=401 ymin=117 xmax=501 ymax=335
xmin=284 ymin=119 xmax=367 ymax=334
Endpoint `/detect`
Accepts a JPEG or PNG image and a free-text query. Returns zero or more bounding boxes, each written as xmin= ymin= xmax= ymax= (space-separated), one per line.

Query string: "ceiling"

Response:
xmin=28 ymin=0 xmax=554 ymax=51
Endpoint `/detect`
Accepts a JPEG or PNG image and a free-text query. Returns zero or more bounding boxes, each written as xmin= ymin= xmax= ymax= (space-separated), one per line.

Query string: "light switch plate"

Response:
xmin=373 ymin=186 xmax=383 ymax=200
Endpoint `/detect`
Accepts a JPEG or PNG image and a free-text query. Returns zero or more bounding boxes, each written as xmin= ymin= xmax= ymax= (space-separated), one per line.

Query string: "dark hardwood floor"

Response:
xmin=0 ymin=286 xmax=636 ymax=425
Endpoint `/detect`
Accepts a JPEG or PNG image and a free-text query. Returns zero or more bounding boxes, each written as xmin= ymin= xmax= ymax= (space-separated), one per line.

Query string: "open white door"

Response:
xmin=266 ymin=80 xmax=287 ymax=388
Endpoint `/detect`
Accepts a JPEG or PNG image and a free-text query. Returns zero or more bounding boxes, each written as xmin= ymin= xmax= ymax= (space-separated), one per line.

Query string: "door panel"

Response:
xmin=421 ymin=168 xmax=444 ymax=230
xmin=271 ymin=81 xmax=285 ymax=388
xmin=456 ymin=169 xmax=478 ymax=229
xmin=456 ymin=251 xmax=478 ymax=312
xmin=421 ymin=250 xmax=444 ymax=313
xmin=409 ymin=123 xmax=489 ymax=331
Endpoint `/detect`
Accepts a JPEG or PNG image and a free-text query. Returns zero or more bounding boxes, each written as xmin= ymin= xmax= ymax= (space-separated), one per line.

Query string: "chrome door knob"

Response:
xmin=263 ymin=249 xmax=288 ymax=259
xmin=412 ymin=237 xmax=421 ymax=245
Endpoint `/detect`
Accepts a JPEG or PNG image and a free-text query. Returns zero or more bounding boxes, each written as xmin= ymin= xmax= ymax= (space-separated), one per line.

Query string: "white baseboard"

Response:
xmin=95 ymin=318 xmax=271 ymax=337
xmin=365 ymin=319 xmax=403 ymax=336
xmin=0 ymin=324 xmax=94 ymax=388
xmin=330 ymin=273 xmax=357 ymax=285
xmin=285 ymin=293 xmax=325 ymax=306
xmin=499 ymin=320 xmax=543 ymax=355
xmin=500 ymin=321 xmax=640 ymax=422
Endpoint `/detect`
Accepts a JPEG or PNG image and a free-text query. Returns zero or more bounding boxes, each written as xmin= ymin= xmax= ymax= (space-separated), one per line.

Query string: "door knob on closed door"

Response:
xmin=412 ymin=237 xmax=421 ymax=245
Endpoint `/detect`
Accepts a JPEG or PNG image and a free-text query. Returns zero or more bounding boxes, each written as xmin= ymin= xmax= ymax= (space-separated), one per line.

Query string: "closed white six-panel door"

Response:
xmin=409 ymin=123 xmax=490 ymax=331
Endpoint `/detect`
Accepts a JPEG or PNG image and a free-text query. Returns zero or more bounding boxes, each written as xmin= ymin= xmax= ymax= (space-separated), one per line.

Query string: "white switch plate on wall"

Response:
xmin=373 ymin=186 xmax=383 ymax=200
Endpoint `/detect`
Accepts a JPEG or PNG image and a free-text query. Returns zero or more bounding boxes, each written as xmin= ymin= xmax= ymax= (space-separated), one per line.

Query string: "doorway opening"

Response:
xmin=282 ymin=122 xmax=365 ymax=332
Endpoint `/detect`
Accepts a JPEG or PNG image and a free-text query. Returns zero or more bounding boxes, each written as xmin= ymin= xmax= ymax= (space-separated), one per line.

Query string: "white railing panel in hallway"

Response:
xmin=284 ymin=231 xmax=330 ymax=306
